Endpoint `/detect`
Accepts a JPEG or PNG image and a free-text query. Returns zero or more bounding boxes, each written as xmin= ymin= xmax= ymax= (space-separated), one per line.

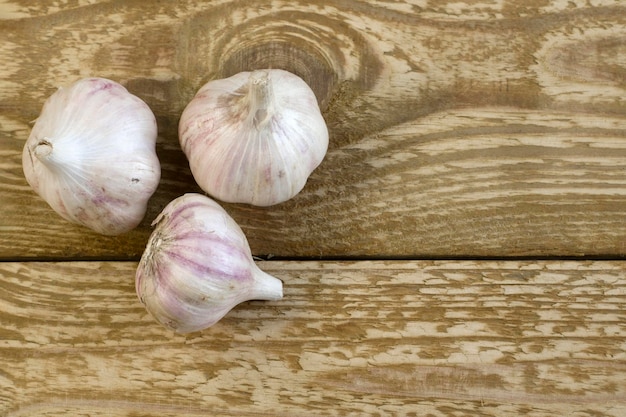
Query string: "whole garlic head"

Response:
xmin=22 ymin=77 xmax=161 ymax=235
xmin=179 ymin=69 xmax=329 ymax=206
xmin=136 ymin=193 xmax=283 ymax=333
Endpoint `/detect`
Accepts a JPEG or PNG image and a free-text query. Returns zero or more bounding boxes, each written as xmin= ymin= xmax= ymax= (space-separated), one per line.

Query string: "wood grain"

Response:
xmin=1 ymin=1 xmax=626 ymax=259
xmin=3 ymin=3 xmax=625 ymax=415
xmin=1 ymin=260 xmax=625 ymax=416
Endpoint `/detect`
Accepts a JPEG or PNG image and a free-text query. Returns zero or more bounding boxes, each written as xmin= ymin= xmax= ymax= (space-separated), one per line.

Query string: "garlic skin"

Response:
xmin=135 ymin=193 xmax=283 ymax=333
xmin=179 ymin=69 xmax=329 ymax=206
xmin=22 ymin=77 xmax=160 ymax=235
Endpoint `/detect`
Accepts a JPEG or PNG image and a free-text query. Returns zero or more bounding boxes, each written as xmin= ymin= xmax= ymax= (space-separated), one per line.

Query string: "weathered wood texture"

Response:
xmin=3 ymin=2 xmax=625 ymax=416
xmin=1 ymin=260 xmax=625 ymax=416
xmin=2 ymin=1 xmax=626 ymax=259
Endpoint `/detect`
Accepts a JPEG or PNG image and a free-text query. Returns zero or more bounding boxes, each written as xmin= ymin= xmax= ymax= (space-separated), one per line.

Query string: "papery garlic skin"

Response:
xmin=179 ymin=69 xmax=329 ymax=206
xmin=136 ymin=193 xmax=283 ymax=333
xmin=22 ymin=77 xmax=161 ymax=235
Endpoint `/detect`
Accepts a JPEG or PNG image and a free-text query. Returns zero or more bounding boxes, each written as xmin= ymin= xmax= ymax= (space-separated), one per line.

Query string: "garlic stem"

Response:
xmin=252 ymin=268 xmax=284 ymax=301
xmin=248 ymin=70 xmax=274 ymax=129
xmin=33 ymin=139 xmax=53 ymax=160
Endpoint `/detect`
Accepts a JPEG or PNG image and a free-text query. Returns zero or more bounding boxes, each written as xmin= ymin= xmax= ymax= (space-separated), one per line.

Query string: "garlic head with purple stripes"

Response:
xmin=22 ymin=77 xmax=160 ymax=235
xmin=179 ymin=69 xmax=328 ymax=206
xmin=135 ymin=193 xmax=283 ymax=333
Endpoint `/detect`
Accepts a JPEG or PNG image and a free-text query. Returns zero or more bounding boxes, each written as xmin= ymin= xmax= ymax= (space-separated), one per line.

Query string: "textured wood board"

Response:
xmin=1 ymin=260 xmax=625 ymax=415
xmin=1 ymin=1 xmax=626 ymax=259
xmin=3 ymin=3 xmax=625 ymax=416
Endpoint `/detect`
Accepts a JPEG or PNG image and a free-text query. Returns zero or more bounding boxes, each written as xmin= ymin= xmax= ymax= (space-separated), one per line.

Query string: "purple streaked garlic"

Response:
xmin=135 ymin=193 xmax=283 ymax=333
xmin=178 ymin=69 xmax=329 ymax=206
xmin=22 ymin=77 xmax=160 ymax=235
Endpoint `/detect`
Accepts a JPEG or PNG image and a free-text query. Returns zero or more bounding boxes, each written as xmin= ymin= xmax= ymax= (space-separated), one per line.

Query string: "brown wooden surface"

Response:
xmin=1 ymin=260 xmax=626 ymax=416
xmin=2 ymin=1 xmax=626 ymax=416
xmin=2 ymin=0 xmax=626 ymax=259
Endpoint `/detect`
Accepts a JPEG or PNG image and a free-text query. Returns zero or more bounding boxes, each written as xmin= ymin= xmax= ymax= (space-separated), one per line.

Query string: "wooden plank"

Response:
xmin=2 ymin=1 xmax=626 ymax=259
xmin=1 ymin=260 xmax=625 ymax=415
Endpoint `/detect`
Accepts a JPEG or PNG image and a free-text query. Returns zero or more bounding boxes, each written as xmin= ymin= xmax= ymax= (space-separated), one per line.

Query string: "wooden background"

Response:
xmin=1 ymin=0 xmax=625 ymax=415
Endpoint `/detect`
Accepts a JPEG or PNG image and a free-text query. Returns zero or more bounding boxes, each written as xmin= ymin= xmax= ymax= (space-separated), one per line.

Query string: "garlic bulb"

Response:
xmin=135 ymin=193 xmax=283 ymax=333
xmin=22 ymin=77 xmax=160 ymax=235
xmin=179 ymin=69 xmax=328 ymax=206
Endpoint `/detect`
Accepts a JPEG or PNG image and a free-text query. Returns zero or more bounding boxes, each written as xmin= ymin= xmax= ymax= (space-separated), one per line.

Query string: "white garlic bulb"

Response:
xmin=22 ymin=77 xmax=161 ymax=235
xmin=135 ymin=193 xmax=283 ymax=333
xmin=179 ymin=69 xmax=329 ymax=206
